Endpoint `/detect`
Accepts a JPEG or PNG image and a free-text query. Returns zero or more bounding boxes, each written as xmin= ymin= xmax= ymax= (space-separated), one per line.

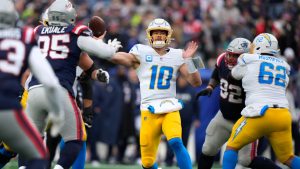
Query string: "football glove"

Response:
xmin=108 ymin=38 xmax=122 ymax=51
xmin=82 ymin=106 xmax=93 ymax=128
xmin=96 ymin=69 xmax=109 ymax=84
xmin=196 ymin=87 xmax=213 ymax=99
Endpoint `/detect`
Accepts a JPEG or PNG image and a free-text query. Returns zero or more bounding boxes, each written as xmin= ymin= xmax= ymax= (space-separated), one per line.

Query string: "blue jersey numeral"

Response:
xmin=150 ymin=65 xmax=173 ymax=89
xmin=258 ymin=62 xmax=286 ymax=87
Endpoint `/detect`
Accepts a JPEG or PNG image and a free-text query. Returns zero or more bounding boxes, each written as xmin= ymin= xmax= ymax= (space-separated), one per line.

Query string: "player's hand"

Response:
xmin=108 ymin=38 xmax=122 ymax=51
xmin=96 ymin=69 xmax=109 ymax=84
xmin=183 ymin=41 xmax=198 ymax=59
xmin=196 ymin=87 xmax=213 ymax=99
xmin=82 ymin=106 xmax=93 ymax=128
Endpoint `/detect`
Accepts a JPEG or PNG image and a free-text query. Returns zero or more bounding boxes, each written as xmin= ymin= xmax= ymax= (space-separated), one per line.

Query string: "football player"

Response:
xmin=196 ymin=38 xmax=281 ymax=169
xmin=110 ymin=18 xmax=202 ymax=169
xmin=222 ymin=33 xmax=300 ymax=169
xmin=0 ymin=0 xmax=65 ymax=168
xmin=23 ymin=1 xmax=121 ymax=169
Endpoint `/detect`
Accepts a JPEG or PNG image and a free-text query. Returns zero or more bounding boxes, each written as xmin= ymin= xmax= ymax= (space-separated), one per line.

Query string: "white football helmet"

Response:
xmin=146 ymin=18 xmax=173 ymax=48
xmin=0 ymin=0 xmax=18 ymax=28
xmin=225 ymin=38 xmax=251 ymax=69
xmin=48 ymin=0 xmax=77 ymax=26
xmin=252 ymin=33 xmax=279 ymax=56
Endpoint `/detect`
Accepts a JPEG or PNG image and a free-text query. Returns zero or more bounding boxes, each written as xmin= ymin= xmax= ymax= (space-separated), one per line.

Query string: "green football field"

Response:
xmin=3 ymin=160 xmax=222 ymax=169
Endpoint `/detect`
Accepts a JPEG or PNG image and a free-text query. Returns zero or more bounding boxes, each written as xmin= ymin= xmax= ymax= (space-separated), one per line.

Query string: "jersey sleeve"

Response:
xmin=72 ymin=25 xmax=93 ymax=37
xmin=129 ymin=44 xmax=141 ymax=61
xmin=22 ymin=26 xmax=37 ymax=45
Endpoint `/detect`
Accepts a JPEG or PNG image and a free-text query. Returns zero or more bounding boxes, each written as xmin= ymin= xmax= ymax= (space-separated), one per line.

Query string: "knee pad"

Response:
xmin=202 ymin=143 xmax=219 ymax=156
xmin=142 ymin=157 xmax=155 ymax=168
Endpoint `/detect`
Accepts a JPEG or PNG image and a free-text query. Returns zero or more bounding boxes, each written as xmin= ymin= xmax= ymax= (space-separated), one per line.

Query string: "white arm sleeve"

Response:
xmin=28 ymin=46 xmax=59 ymax=88
xmin=77 ymin=36 xmax=116 ymax=59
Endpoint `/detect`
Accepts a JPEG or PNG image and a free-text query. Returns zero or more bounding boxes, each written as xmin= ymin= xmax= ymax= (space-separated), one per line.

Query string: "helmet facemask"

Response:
xmin=225 ymin=52 xmax=240 ymax=69
xmin=149 ymin=30 xmax=168 ymax=48
xmin=146 ymin=18 xmax=173 ymax=48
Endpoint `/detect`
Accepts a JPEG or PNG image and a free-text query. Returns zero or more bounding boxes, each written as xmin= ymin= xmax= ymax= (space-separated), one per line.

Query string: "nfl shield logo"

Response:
xmin=146 ymin=55 xmax=153 ymax=62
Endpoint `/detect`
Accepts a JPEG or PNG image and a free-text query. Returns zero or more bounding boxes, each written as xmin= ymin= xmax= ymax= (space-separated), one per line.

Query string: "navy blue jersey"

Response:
xmin=29 ymin=24 xmax=92 ymax=96
xmin=0 ymin=27 xmax=36 ymax=109
xmin=214 ymin=53 xmax=245 ymax=121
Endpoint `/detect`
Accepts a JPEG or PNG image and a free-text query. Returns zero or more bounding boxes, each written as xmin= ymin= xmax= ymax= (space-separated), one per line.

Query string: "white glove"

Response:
xmin=108 ymin=38 xmax=122 ymax=51
xmin=96 ymin=68 xmax=109 ymax=84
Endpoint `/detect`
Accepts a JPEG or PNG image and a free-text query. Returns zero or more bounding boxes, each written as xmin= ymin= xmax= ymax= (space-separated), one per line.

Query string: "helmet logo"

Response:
xmin=240 ymin=42 xmax=248 ymax=48
xmin=65 ymin=2 xmax=72 ymax=10
xmin=262 ymin=34 xmax=272 ymax=46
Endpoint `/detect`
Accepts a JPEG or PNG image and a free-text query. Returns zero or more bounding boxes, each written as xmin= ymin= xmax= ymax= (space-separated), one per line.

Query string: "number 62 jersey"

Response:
xmin=232 ymin=53 xmax=290 ymax=107
xmin=129 ymin=44 xmax=184 ymax=112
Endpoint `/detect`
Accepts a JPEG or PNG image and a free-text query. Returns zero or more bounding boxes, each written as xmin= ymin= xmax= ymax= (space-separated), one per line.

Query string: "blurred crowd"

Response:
xmin=14 ymin=0 xmax=300 ymax=166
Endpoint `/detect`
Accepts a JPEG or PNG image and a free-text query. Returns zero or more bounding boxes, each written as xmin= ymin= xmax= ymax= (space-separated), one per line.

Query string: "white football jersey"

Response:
xmin=129 ymin=44 xmax=184 ymax=110
xmin=232 ymin=53 xmax=290 ymax=107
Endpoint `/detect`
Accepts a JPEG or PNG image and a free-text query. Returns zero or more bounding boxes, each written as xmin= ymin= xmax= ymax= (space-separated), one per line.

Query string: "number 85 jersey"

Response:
xmin=129 ymin=44 xmax=184 ymax=110
xmin=232 ymin=53 xmax=290 ymax=107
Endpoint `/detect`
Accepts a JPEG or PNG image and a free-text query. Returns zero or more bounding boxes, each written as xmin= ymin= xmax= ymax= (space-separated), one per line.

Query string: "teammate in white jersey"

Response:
xmin=222 ymin=33 xmax=300 ymax=169
xmin=110 ymin=18 xmax=202 ymax=169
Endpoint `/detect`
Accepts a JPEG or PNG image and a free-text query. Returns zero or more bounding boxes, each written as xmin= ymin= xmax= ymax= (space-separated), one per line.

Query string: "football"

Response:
xmin=88 ymin=16 xmax=106 ymax=37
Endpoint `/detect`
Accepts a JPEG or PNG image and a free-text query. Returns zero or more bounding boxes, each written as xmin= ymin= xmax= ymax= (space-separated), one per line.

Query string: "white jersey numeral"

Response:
xmin=38 ymin=34 xmax=70 ymax=59
xmin=0 ymin=39 xmax=25 ymax=75
xmin=220 ymin=78 xmax=243 ymax=104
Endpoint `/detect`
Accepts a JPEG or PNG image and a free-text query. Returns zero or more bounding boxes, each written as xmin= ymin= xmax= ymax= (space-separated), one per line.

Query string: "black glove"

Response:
xmin=82 ymin=106 xmax=93 ymax=128
xmin=196 ymin=87 xmax=213 ymax=99
xmin=96 ymin=69 xmax=109 ymax=84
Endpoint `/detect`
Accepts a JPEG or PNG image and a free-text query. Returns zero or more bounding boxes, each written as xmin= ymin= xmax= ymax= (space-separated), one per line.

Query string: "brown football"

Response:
xmin=88 ymin=16 xmax=106 ymax=37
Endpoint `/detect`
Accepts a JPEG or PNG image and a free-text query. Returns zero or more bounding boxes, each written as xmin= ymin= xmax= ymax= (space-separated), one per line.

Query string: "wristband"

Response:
xmin=185 ymin=58 xmax=197 ymax=74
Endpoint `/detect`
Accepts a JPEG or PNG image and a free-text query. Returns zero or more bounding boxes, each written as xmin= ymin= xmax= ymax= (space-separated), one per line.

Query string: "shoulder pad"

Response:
xmin=72 ymin=25 xmax=92 ymax=36
xmin=216 ymin=52 xmax=226 ymax=67
xmin=22 ymin=26 xmax=36 ymax=44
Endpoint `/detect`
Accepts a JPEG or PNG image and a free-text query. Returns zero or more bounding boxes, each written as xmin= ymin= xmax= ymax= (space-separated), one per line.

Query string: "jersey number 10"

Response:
xmin=149 ymin=65 xmax=173 ymax=90
xmin=258 ymin=62 xmax=286 ymax=87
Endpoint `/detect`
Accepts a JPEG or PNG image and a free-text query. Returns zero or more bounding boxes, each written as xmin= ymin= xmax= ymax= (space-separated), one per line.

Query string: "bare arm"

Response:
xmin=110 ymin=52 xmax=140 ymax=68
xmin=179 ymin=64 xmax=202 ymax=87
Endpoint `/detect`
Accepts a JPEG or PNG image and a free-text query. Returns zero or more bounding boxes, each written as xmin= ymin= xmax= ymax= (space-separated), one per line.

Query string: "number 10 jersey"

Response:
xmin=129 ymin=44 xmax=184 ymax=111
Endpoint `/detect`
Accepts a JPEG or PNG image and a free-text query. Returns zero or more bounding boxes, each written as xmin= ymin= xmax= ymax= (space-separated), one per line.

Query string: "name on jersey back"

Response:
xmin=0 ymin=29 xmax=21 ymax=39
xmin=259 ymin=55 xmax=283 ymax=63
xmin=41 ymin=26 xmax=67 ymax=34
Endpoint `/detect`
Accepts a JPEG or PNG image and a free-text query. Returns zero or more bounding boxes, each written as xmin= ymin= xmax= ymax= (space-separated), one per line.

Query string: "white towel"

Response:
xmin=241 ymin=104 xmax=269 ymax=117
xmin=146 ymin=98 xmax=183 ymax=114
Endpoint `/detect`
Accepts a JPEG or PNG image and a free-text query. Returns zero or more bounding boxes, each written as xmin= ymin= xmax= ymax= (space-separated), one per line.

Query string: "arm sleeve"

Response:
xmin=77 ymin=36 xmax=116 ymax=59
xmin=28 ymin=46 xmax=59 ymax=88
xmin=208 ymin=67 xmax=220 ymax=88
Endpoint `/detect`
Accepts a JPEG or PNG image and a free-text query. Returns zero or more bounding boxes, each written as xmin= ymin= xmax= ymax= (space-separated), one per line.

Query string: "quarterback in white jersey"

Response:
xmin=111 ymin=18 xmax=202 ymax=169
xmin=222 ymin=33 xmax=300 ymax=169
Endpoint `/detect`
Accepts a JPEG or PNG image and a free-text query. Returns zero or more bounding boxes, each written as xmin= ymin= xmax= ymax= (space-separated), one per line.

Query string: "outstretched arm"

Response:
xmin=77 ymin=36 xmax=122 ymax=59
xmin=110 ymin=52 xmax=140 ymax=68
xmin=179 ymin=41 xmax=202 ymax=87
